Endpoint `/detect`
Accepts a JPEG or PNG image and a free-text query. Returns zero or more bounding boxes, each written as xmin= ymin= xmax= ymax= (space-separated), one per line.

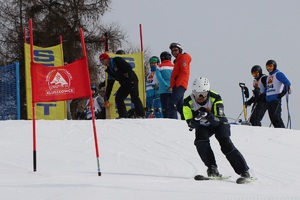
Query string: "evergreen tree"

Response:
xmin=0 ymin=0 xmax=126 ymax=119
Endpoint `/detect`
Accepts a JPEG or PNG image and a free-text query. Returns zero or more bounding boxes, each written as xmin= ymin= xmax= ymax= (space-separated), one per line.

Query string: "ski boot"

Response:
xmin=236 ymin=171 xmax=254 ymax=184
xmin=207 ymin=165 xmax=222 ymax=178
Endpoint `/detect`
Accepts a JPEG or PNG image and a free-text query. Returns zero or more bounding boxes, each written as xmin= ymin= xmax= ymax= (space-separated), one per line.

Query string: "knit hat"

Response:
xmin=99 ymin=53 xmax=110 ymax=60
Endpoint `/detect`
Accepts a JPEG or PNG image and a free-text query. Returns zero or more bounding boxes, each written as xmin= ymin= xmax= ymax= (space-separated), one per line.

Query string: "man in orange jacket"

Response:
xmin=168 ymin=42 xmax=192 ymax=119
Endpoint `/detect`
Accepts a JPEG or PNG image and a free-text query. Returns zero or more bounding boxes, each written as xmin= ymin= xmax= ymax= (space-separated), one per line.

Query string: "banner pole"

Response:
xmin=139 ymin=24 xmax=146 ymax=105
xmin=29 ymin=18 xmax=37 ymax=171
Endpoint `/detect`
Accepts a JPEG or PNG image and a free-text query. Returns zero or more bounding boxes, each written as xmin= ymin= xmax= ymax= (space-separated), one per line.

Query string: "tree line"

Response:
xmin=0 ymin=0 xmax=128 ymax=119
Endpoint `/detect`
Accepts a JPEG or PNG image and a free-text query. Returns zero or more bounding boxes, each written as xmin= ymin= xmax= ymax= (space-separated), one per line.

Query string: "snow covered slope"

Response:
xmin=0 ymin=119 xmax=299 ymax=200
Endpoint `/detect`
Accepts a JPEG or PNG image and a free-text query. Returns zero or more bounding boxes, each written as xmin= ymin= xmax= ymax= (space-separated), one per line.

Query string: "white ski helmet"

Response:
xmin=191 ymin=77 xmax=210 ymax=97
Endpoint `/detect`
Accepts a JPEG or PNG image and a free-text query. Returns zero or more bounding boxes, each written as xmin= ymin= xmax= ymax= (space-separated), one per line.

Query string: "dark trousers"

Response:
xmin=115 ymin=81 xmax=145 ymax=118
xmin=267 ymin=100 xmax=285 ymax=128
xmin=194 ymin=124 xmax=249 ymax=175
xmin=168 ymin=86 xmax=185 ymax=119
xmin=160 ymin=93 xmax=172 ymax=118
xmin=249 ymin=101 xmax=267 ymax=126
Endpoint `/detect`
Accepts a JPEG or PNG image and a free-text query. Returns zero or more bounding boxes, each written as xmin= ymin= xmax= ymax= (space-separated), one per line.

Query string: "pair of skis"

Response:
xmin=194 ymin=174 xmax=256 ymax=184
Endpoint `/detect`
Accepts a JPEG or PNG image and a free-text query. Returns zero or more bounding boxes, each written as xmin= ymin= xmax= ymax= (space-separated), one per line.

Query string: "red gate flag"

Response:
xmin=31 ymin=57 xmax=91 ymax=103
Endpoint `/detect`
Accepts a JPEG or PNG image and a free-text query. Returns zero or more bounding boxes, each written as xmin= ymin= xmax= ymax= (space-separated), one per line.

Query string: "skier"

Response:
xmin=156 ymin=51 xmax=174 ymax=118
xmin=265 ymin=60 xmax=291 ymax=128
xmin=77 ymin=84 xmax=105 ymax=120
xmin=183 ymin=77 xmax=251 ymax=180
xmin=99 ymin=52 xmax=145 ymax=118
xmin=168 ymin=42 xmax=191 ymax=119
xmin=245 ymin=65 xmax=268 ymax=126
xmin=145 ymin=56 xmax=163 ymax=118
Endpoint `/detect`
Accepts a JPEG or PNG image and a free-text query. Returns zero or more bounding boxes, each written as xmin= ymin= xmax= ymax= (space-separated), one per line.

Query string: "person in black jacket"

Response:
xmin=99 ymin=52 xmax=145 ymax=118
xmin=245 ymin=65 xmax=268 ymax=126
xmin=183 ymin=77 xmax=251 ymax=181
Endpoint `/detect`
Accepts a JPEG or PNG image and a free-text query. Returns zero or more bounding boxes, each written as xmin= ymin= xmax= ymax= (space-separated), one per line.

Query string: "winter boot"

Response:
xmin=207 ymin=165 xmax=221 ymax=177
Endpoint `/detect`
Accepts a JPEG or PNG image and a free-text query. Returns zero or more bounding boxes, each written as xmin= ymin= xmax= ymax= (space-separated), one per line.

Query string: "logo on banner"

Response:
xmin=45 ymin=69 xmax=74 ymax=95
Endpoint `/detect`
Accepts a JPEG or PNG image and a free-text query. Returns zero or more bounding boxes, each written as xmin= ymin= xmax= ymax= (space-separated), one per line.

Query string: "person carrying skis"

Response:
xmin=145 ymin=56 xmax=163 ymax=118
xmin=183 ymin=77 xmax=251 ymax=180
xmin=99 ymin=52 xmax=145 ymax=118
xmin=156 ymin=51 xmax=174 ymax=118
xmin=265 ymin=60 xmax=291 ymax=128
xmin=168 ymin=42 xmax=191 ymax=119
xmin=245 ymin=65 xmax=268 ymax=126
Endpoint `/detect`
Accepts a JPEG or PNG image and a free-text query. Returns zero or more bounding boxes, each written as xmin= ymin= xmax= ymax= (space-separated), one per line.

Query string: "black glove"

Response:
xmin=194 ymin=110 xmax=208 ymax=120
xmin=278 ymin=91 xmax=286 ymax=99
xmin=188 ymin=118 xmax=200 ymax=129
xmin=287 ymin=86 xmax=291 ymax=94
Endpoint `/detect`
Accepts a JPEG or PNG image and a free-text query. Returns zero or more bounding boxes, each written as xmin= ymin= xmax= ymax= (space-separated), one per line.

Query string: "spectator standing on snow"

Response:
xmin=183 ymin=77 xmax=251 ymax=180
xmin=99 ymin=52 xmax=145 ymax=118
xmin=245 ymin=65 xmax=268 ymax=126
xmin=156 ymin=51 xmax=174 ymax=118
xmin=168 ymin=42 xmax=191 ymax=119
xmin=265 ymin=60 xmax=291 ymax=128
xmin=145 ymin=56 xmax=163 ymax=118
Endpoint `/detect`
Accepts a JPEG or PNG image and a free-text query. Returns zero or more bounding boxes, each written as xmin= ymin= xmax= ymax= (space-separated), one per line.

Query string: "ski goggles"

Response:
xmin=100 ymin=59 xmax=105 ymax=64
xmin=266 ymin=64 xmax=274 ymax=69
xmin=251 ymin=71 xmax=259 ymax=77
xmin=193 ymin=91 xmax=208 ymax=99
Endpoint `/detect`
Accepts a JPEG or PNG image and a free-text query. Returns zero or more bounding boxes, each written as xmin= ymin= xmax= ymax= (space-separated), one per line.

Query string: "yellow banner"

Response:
xmin=107 ymin=52 xmax=145 ymax=119
xmin=25 ymin=43 xmax=66 ymax=119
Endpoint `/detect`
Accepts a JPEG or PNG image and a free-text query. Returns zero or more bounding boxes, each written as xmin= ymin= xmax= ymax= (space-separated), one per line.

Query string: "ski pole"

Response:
xmin=286 ymin=90 xmax=291 ymax=129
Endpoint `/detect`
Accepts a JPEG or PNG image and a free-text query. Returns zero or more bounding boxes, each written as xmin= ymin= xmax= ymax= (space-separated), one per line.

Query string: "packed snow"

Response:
xmin=1 ymin=119 xmax=299 ymax=200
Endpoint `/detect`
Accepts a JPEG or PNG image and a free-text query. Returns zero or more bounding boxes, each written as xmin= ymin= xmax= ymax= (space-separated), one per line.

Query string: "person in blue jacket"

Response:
xmin=265 ymin=59 xmax=291 ymax=128
xmin=156 ymin=51 xmax=174 ymax=118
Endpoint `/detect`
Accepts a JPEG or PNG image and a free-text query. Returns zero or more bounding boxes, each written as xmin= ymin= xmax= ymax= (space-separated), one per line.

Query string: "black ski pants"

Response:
xmin=249 ymin=101 xmax=268 ymax=126
xmin=168 ymin=86 xmax=185 ymax=119
xmin=267 ymin=100 xmax=285 ymax=128
xmin=115 ymin=79 xmax=145 ymax=118
xmin=194 ymin=123 xmax=249 ymax=175
xmin=160 ymin=93 xmax=172 ymax=118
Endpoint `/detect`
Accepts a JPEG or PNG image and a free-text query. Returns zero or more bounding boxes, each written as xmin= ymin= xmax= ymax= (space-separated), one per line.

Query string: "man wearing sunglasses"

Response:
xmin=265 ymin=60 xmax=291 ymax=128
xmin=183 ymin=77 xmax=251 ymax=181
xmin=99 ymin=52 xmax=145 ymax=119
xmin=244 ymin=65 xmax=268 ymax=126
xmin=168 ymin=42 xmax=191 ymax=119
